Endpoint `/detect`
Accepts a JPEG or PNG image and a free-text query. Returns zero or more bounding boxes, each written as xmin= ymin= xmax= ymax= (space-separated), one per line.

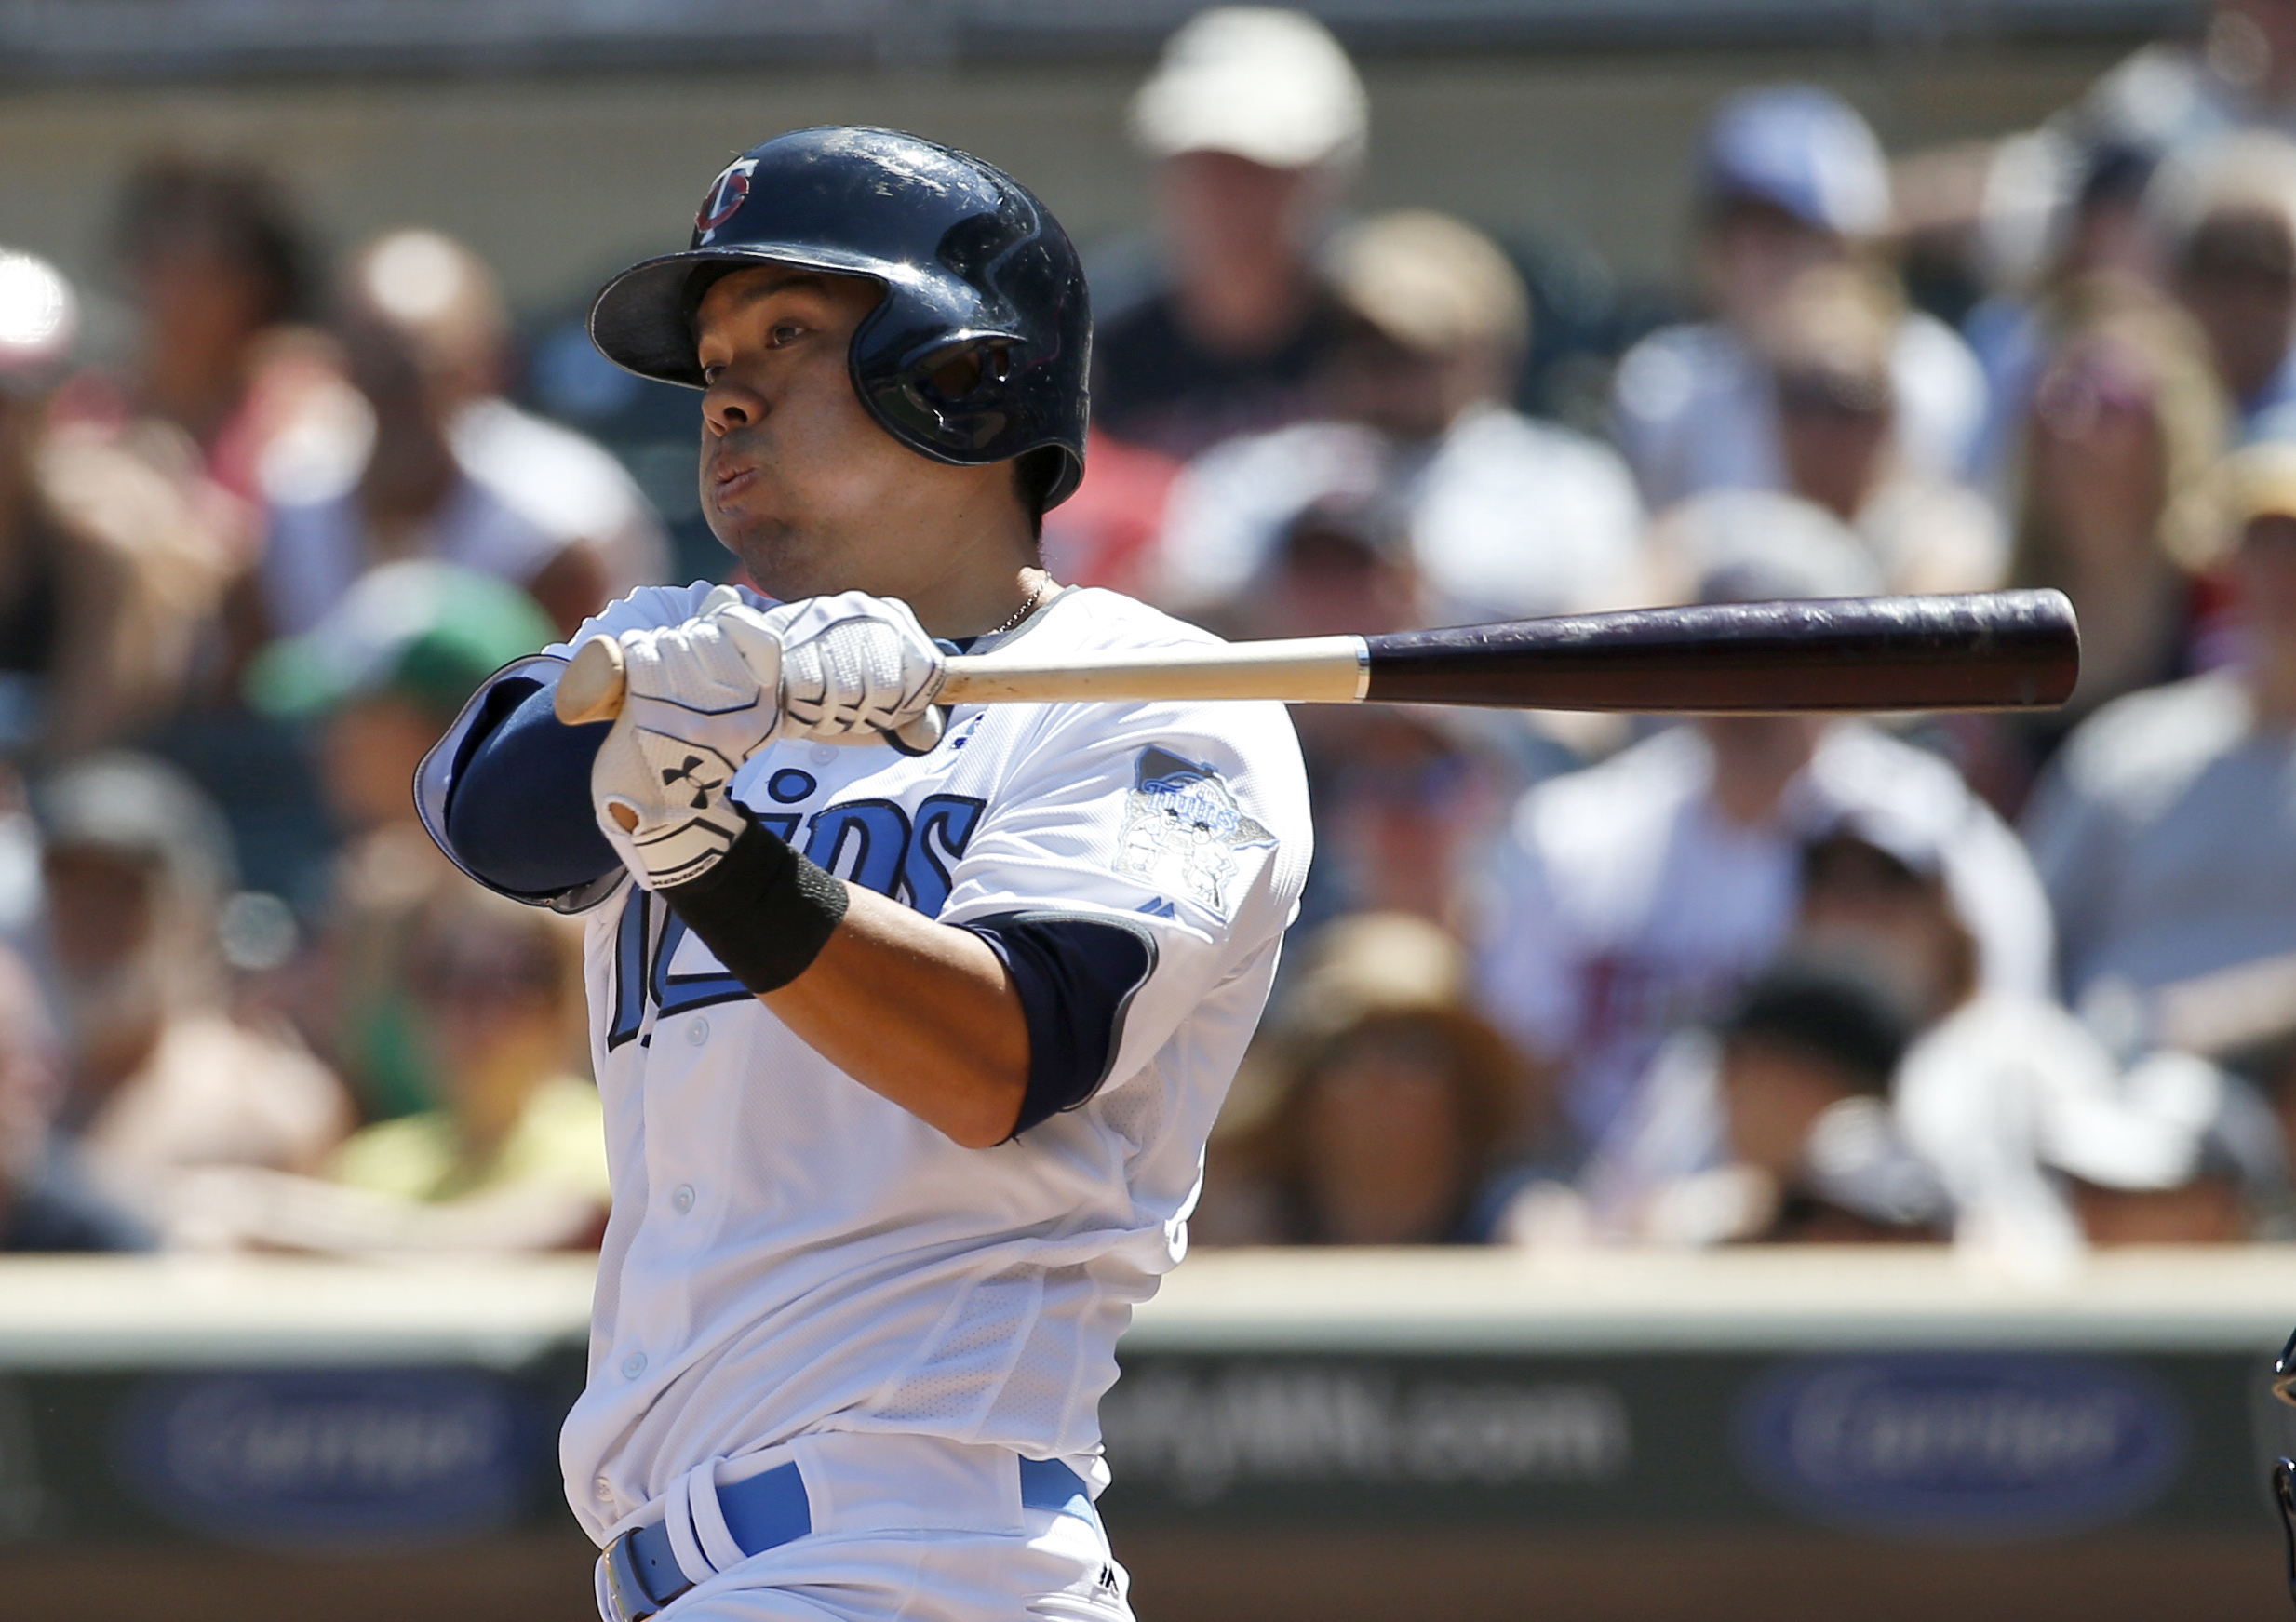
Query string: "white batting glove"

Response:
xmin=711 ymin=591 xmax=947 ymax=746
xmin=591 ymin=586 xmax=785 ymax=890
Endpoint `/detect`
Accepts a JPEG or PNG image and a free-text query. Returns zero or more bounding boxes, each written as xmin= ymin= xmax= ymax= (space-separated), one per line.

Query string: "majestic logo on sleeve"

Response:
xmin=1116 ymin=747 xmax=1274 ymax=918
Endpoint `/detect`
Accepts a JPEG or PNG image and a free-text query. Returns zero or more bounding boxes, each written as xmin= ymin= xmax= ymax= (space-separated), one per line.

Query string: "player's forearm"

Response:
xmin=764 ymin=885 xmax=1030 ymax=1148
xmin=648 ymin=817 xmax=1030 ymax=1146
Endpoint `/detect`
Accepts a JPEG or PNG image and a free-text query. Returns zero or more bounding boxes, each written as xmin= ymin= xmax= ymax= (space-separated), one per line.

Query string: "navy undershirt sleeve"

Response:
xmin=964 ymin=911 xmax=1159 ymax=1137
xmin=442 ymin=670 xmax=620 ymax=899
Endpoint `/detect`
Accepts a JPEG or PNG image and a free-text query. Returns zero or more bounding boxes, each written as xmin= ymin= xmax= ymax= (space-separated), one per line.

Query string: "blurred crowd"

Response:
xmin=9 ymin=3 xmax=2296 ymax=1273
xmin=0 ymin=167 xmax=635 ymax=1255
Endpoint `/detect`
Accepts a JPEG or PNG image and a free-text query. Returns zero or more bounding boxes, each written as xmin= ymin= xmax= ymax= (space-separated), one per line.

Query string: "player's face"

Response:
xmin=693 ymin=265 xmax=1012 ymax=602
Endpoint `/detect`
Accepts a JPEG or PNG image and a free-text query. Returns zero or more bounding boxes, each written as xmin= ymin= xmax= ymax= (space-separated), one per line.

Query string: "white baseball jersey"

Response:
xmin=544 ymin=583 xmax=1311 ymax=1544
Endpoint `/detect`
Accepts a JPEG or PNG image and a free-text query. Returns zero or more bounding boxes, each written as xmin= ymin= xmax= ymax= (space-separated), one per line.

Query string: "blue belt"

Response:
xmin=601 ymin=1455 xmax=1093 ymax=1621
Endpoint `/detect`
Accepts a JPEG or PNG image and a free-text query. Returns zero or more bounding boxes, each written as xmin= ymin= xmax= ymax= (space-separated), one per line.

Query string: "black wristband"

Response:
xmin=659 ymin=813 xmax=849 ymax=995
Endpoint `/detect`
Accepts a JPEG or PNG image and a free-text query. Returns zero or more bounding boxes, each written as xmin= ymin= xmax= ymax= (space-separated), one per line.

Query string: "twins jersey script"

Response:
xmin=549 ymin=583 xmax=1312 ymax=1542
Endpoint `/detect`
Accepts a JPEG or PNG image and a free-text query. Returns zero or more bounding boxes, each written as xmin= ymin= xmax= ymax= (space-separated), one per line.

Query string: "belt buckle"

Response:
xmin=601 ymin=1528 xmax=665 ymax=1622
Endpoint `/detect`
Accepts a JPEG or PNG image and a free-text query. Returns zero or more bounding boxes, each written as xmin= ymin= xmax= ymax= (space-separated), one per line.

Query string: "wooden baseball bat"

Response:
xmin=552 ymin=589 xmax=2079 ymax=726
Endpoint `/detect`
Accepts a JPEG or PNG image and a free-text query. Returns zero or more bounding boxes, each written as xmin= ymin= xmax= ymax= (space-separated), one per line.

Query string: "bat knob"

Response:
xmin=556 ymin=634 xmax=628 ymax=726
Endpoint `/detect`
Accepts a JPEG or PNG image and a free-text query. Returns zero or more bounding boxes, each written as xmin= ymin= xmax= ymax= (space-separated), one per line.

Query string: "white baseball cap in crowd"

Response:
xmin=2034 ymin=1052 xmax=2208 ymax=1191
xmin=2037 ymin=1049 xmax=2291 ymax=1222
xmin=1652 ymin=489 xmax=1886 ymax=605
xmin=1130 ymin=7 xmax=1368 ymax=171
xmin=0 ymin=249 xmax=77 ymax=392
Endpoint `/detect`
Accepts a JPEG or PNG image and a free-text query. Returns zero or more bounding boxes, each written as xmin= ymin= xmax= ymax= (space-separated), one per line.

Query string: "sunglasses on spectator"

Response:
xmin=1774 ymin=369 xmax=1888 ymax=422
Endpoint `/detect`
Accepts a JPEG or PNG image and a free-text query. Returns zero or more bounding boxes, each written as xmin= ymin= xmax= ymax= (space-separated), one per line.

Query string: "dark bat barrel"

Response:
xmin=1360 ymin=590 xmax=2080 ymax=713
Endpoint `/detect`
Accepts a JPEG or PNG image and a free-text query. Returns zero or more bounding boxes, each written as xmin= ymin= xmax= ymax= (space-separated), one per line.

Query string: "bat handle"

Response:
xmin=555 ymin=634 xmax=629 ymax=725
xmin=550 ymin=635 xmax=942 ymax=750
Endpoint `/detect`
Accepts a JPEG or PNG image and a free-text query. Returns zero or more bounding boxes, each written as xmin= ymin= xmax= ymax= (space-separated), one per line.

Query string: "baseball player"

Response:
xmin=414 ymin=127 xmax=1310 ymax=1621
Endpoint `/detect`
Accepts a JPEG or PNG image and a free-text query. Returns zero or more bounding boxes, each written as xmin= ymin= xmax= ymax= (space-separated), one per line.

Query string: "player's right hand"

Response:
xmin=708 ymin=590 xmax=947 ymax=749
xmin=590 ymin=585 xmax=785 ymax=890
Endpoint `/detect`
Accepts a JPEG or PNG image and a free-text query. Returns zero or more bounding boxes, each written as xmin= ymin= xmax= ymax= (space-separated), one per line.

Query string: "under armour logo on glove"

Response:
xmin=591 ymin=598 xmax=787 ymax=890
xmin=661 ymin=755 xmax=722 ymax=810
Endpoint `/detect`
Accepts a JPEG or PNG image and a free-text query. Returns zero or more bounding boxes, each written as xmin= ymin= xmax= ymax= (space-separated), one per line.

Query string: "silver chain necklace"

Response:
xmin=983 ymin=576 xmax=1047 ymax=640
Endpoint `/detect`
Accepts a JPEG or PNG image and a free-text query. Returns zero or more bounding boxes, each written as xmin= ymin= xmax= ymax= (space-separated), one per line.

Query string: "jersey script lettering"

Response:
xmin=606 ymin=793 xmax=987 ymax=1048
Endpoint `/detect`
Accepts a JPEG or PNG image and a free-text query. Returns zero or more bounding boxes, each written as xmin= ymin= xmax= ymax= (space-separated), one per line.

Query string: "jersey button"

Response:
xmin=594 ymin=1475 xmax=614 ymax=1500
xmin=672 ymin=1184 xmax=696 ymax=1213
xmin=685 ymin=1016 xmax=709 ymax=1047
xmin=809 ymin=745 xmax=835 ymax=765
xmin=622 ymin=1352 xmax=647 ymax=1379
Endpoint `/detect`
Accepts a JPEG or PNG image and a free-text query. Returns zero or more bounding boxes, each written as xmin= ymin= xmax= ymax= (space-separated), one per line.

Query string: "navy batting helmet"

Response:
xmin=589 ymin=126 xmax=1091 ymax=509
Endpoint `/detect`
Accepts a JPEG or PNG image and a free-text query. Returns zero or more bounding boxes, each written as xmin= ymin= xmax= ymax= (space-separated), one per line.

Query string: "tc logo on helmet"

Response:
xmin=695 ymin=160 xmax=758 ymax=237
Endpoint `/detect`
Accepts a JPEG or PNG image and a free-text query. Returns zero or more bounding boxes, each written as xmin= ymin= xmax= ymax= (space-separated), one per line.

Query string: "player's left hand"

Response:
xmin=591 ymin=585 xmax=785 ymax=890
xmin=709 ymin=590 xmax=947 ymax=748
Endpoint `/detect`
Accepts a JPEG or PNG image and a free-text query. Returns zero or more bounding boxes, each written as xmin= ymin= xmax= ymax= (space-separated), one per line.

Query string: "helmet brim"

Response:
xmin=587 ymin=243 xmax=896 ymax=389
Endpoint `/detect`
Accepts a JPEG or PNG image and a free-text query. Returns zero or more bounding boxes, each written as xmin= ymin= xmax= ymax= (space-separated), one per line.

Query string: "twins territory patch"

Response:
xmin=1115 ymin=747 xmax=1274 ymax=919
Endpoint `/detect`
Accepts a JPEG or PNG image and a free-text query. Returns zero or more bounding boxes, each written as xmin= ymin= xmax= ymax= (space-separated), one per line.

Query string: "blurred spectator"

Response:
xmin=36 ymin=753 xmax=350 ymax=1231
xmin=1220 ymin=490 xmax=1422 ymax=642
xmin=1932 ymin=5 xmax=2296 ymax=482
xmin=2049 ymin=3 xmax=2296 ymax=207
xmin=1579 ymin=823 xmax=1992 ymax=1248
xmin=2007 ymin=274 xmax=2226 ymax=751
xmin=2155 ymin=133 xmax=2296 ymax=436
xmin=1038 ymin=430 xmax=1185 ymax=597
xmin=0 ymin=249 xmax=238 ymax=757
xmin=332 ymin=885 xmax=597 ymax=1207
xmin=245 ymin=560 xmax=556 ymax=1119
xmin=1583 ymin=814 xmax=2282 ymax=1260
xmin=1300 ymin=704 xmax=1511 ymax=933
xmin=2024 ymin=439 xmax=2296 ymax=1010
xmin=1752 ymin=263 xmax=2005 ymax=593
xmin=262 ymin=229 xmax=665 ymax=642
xmin=1611 ymin=86 xmax=1987 ymax=512
xmin=1194 ymin=913 xmax=1532 ymax=1246
xmin=1155 ymin=209 xmax=1645 ymax=624
xmin=108 ymin=154 xmax=324 ymax=505
xmin=1576 ymin=958 xmax=1941 ymax=1248
xmin=248 ymin=559 xmax=553 ymax=839
xmin=1054 ymin=7 xmax=1374 ymax=600
xmin=1900 ymin=975 xmax=2290 ymax=1259
xmin=2051 ymin=1057 xmax=2290 ymax=1244
xmin=1194 ymin=489 xmax=1520 ymax=932
xmin=1092 ymin=7 xmax=1364 ymax=459
xmin=0 ymin=944 xmax=151 ymax=1251
xmin=0 ymin=765 xmax=34 ymax=944
xmin=1793 ymin=820 xmax=2286 ymax=1260
xmin=1941 ymin=4 xmax=2296 ymax=306
xmin=1955 ymin=141 xmax=2163 ymax=501
xmin=169 ymin=881 xmax=606 ymax=1253
xmin=1476 ymin=498 xmax=2051 ymax=1154
xmin=1793 ymin=822 xmax=2289 ymax=1256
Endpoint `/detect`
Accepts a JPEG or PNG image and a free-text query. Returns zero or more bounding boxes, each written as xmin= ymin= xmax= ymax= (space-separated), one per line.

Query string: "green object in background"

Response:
xmin=328 ymin=1075 xmax=608 ymax=1205
xmin=345 ymin=990 xmax=443 ymax=1124
xmin=246 ymin=560 xmax=556 ymax=723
